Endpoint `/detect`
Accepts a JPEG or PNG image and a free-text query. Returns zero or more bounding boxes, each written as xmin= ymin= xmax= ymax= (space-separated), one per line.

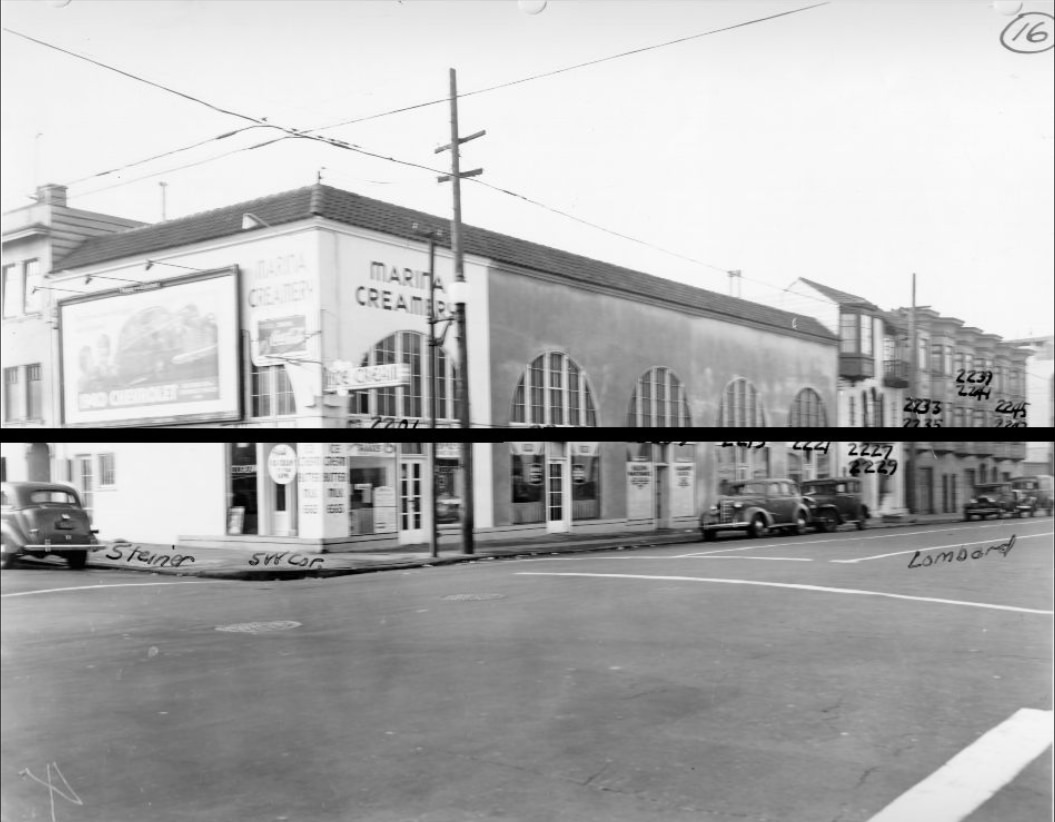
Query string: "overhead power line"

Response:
xmin=2 ymin=27 xmax=268 ymax=127
xmin=310 ymin=2 xmax=831 ymax=133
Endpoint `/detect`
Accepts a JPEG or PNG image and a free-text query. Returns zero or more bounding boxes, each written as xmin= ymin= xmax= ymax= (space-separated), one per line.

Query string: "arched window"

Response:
xmin=717 ymin=378 xmax=766 ymax=427
xmin=627 ymin=367 xmax=692 ymax=426
xmin=511 ymin=352 xmax=597 ymax=426
xmin=788 ymin=388 xmax=828 ymax=427
xmin=348 ymin=331 xmax=457 ymax=421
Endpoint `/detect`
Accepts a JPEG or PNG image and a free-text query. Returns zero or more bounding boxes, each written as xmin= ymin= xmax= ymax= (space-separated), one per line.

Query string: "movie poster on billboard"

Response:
xmin=60 ymin=272 xmax=240 ymax=425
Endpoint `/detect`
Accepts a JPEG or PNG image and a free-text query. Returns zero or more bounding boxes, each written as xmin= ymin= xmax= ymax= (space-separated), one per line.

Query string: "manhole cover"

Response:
xmin=442 ymin=593 xmax=505 ymax=601
xmin=215 ymin=621 xmax=302 ymax=634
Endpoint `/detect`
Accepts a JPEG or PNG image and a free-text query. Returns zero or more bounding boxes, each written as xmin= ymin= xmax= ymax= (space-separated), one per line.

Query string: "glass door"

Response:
xmin=400 ymin=459 xmax=425 ymax=543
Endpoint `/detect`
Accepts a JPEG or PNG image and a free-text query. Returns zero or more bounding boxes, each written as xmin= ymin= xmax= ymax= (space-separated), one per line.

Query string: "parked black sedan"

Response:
xmin=1 ymin=482 xmax=98 ymax=569
xmin=800 ymin=478 xmax=869 ymax=532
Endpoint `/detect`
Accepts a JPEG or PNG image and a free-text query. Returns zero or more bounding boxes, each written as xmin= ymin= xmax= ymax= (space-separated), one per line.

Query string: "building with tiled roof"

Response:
xmin=4 ymin=182 xmax=840 ymax=550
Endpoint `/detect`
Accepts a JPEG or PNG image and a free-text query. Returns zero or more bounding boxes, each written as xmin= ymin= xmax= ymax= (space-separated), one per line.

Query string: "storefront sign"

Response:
xmin=436 ymin=443 xmax=461 ymax=460
xmin=672 ymin=463 xmax=696 ymax=518
xmin=627 ymin=462 xmax=653 ymax=520
xmin=297 ymin=443 xmax=348 ymax=539
xmin=357 ymin=261 xmax=454 ymax=319
xmin=327 ymin=362 xmax=410 ymax=391
xmin=373 ymin=486 xmax=397 ymax=533
xmin=258 ymin=315 xmax=307 ymax=358
xmin=572 ymin=464 xmax=587 ymax=484
xmin=528 ymin=464 xmax=544 ymax=485
xmin=268 ymin=445 xmax=298 ymax=484
xmin=248 ymin=251 xmax=315 ymax=368
xmin=346 ymin=443 xmax=398 ymax=457
xmin=59 ymin=270 xmax=240 ymax=426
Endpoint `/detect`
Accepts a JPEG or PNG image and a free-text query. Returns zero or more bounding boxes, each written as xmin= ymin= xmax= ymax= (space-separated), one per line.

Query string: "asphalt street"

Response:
xmin=2 ymin=517 xmax=1052 ymax=822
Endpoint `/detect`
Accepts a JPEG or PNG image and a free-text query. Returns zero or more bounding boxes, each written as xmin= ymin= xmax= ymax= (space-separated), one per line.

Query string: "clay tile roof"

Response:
xmin=58 ymin=185 xmax=835 ymax=342
xmin=798 ymin=277 xmax=880 ymax=312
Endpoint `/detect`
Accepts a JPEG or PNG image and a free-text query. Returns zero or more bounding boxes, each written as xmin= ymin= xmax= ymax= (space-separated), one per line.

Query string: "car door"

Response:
xmin=769 ymin=482 xmax=796 ymax=524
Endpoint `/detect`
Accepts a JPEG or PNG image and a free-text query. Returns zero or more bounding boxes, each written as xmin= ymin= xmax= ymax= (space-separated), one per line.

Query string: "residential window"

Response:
xmin=861 ymin=316 xmax=873 ymax=357
xmin=3 ymin=363 xmax=43 ymax=422
xmin=943 ymin=345 xmax=953 ymax=376
xmin=628 ymin=367 xmax=691 ymax=426
xmin=840 ymin=314 xmax=859 ymax=354
xmin=23 ymin=260 xmax=42 ymax=314
xmin=251 ymin=364 xmax=297 ymax=418
xmin=98 ymin=453 xmax=116 ymax=487
xmin=1 ymin=259 xmax=41 ymax=317
xmin=76 ymin=455 xmax=94 ymax=512
xmin=930 ymin=344 xmax=943 ymax=375
xmin=350 ymin=331 xmax=456 ymax=422
xmin=512 ymin=352 xmax=597 ymax=426
xmin=4 ymin=367 xmax=18 ymax=419
xmin=2 ymin=264 xmax=21 ymax=318
xmin=788 ymin=388 xmax=827 ymax=427
xmin=26 ymin=364 xmax=42 ymax=419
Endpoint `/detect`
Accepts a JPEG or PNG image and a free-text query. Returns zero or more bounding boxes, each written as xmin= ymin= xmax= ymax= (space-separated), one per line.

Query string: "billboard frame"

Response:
xmin=58 ymin=266 xmax=244 ymax=428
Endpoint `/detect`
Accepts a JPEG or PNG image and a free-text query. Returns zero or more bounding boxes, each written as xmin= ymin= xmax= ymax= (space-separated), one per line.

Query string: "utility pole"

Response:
xmin=159 ymin=181 xmax=168 ymax=220
xmin=413 ymin=223 xmax=448 ymax=559
xmin=906 ymin=273 xmax=917 ymax=514
xmin=436 ymin=67 xmax=484 ymax=556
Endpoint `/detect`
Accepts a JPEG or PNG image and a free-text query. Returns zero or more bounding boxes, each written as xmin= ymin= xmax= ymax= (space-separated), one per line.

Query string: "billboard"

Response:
xmin=60 ymin=269 xmax=241 ymax=426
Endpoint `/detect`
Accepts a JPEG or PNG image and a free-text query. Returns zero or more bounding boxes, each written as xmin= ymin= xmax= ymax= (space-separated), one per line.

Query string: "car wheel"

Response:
xmin=856 ymin=509 xmax=868 ymax=530
xmin=702 ymin=529 xmax=716 ymax=542
xmin=791 ymin=511 xmax=808 ymax=536
xmin=67 ymin=552 xmax=88 ymax=570
xmin=822 ymin=511 xmax=839 ymax=533
xmin=1 ymin=552 xmax=16 ymax=570
xmin=748 ymin=515 xmax=768 ymax=539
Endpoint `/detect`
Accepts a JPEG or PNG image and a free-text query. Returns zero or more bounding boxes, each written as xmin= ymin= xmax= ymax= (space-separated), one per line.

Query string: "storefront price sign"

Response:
xmin=267 ymin=444 xmax=298 ymax=485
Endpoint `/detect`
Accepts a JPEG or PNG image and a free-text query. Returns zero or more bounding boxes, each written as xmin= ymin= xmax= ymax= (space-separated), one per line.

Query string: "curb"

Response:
xmin=82 ymin=515 xmax=978 ymax=582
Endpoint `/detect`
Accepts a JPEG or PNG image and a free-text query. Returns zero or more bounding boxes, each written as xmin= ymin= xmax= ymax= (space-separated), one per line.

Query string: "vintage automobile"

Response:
xmin=800 ymin=478 xmax=869 ymax=532
xmin=700 ymin=478 xmax=811 ymax=540
xmin=964 ymin=482 xmax=1035 ymax=520
xmin=1 ymin=482 xmax=98 ymax=569
xmin=1010 ymin=475 xmax=1053 ymax=516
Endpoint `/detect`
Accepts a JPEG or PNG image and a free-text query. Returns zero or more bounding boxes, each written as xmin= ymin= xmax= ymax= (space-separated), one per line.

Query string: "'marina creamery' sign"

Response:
xmin=356 ymin=262 xmax=454 ymax=318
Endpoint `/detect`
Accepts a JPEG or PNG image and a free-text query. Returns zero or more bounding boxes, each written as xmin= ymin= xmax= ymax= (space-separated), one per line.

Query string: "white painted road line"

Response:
xmin=515 ymin=572 xmax=1055 ymax=615
xmin=1 ymin=581 xmax=223 ymax=599
xmin=676 ymin=520 xmax=1051 ymax=557
xmin=866 ymin=708 xmax=1054 ymax=822
xmin=832 ymin=532 xmax=1053 ymax=564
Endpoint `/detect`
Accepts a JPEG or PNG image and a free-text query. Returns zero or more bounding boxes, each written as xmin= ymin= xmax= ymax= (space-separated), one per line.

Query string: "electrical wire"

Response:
xmin=309 ymin=2 xmax=831 ymax=133
xmin=2 ymin=26 xmax=268 ymax=127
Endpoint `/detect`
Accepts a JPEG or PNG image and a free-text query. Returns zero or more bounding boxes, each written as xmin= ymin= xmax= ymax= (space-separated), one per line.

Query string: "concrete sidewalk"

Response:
xmin=83 ymin=513 xmax=973 ymax=581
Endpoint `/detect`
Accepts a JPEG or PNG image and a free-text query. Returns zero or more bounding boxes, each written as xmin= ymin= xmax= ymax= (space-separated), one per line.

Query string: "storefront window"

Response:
xmin=788 ymin=388 xmax=827 ymax=427
xmin=347 ymin=444 xmax=398 ymax=535
xmin=718 ymin=378 xmax=766 ymax=427
xmin=228 ymin=443 xmax=258 ymax=535
xmin=511 ymin=352 xmax=597 ymax=426
xmin=569 ymin=443 xmax=600 ymax=520
xmin=350 ymin=332 xmax=457 ymax=423
xmin=628 ymin=367 xmax=692 ymax=427
xmin=511 ymin=443 xmax=545 ymax=524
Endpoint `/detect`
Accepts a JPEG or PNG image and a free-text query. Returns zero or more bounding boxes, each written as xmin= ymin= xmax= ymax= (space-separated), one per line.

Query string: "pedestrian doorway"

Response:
xmin=399 ymin=458 xmax=425 ymax=543
xmin=547 ymin=443 xmax=569 ymax=533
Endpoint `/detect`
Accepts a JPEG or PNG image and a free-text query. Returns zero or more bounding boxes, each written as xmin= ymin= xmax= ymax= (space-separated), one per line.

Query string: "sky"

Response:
xmin=1 ymin=0 xmax=1053 ymax=341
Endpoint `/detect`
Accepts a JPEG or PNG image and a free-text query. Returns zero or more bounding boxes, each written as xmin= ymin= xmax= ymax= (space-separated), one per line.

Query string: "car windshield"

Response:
xmin=27 ymin=490 xmax=79 ymax=506
xmin=729 ymin=483 xmax=766 ymax=496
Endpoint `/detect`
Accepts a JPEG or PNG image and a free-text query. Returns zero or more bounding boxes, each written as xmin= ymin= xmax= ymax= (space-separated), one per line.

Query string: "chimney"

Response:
xmin=37 ymin=184 xmax=68 ymax=207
